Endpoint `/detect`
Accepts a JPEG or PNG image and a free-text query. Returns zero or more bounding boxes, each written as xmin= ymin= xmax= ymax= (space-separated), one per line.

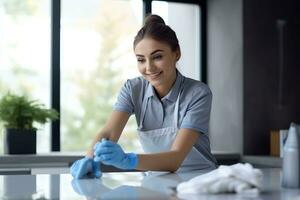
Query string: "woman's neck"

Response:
xmin=155 ymin=70 xmax=177 ymax=98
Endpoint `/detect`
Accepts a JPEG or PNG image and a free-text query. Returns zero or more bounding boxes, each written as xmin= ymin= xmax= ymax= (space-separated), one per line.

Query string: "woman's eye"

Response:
xmin=153 ymin=55 xmax=162 ymax=60
xmin=137 ymin=58 xmax=145 ymax=63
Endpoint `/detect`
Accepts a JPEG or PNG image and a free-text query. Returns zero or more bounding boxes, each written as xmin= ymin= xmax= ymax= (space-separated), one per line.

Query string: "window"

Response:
xmin=0 ymin=0 xmax=204 ymax=154
xmin=0 ymin=0 xmax=51 ymax=153
xmin=60 ymin=0 xmax=143 ymax=152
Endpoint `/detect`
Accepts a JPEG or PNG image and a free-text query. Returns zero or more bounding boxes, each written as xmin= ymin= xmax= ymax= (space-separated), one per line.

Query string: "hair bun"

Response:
xmin=144 ymin=14 xmax=165 ymax=26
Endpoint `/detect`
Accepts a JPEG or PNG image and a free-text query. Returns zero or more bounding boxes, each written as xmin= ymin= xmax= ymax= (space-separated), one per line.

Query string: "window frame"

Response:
xmin=51 ymin=0 xmax=61 ymax=151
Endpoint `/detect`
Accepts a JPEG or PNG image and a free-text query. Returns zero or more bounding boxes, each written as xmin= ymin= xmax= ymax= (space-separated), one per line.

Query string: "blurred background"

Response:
xmin=0 ymin=0 xmax=299 ymax=157
xmin=0 ymin=0 xmax=201 ymax=154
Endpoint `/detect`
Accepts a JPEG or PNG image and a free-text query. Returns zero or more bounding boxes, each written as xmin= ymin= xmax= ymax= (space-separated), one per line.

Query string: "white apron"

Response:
xmin=137 ymin=82 xmax=217 ymax=172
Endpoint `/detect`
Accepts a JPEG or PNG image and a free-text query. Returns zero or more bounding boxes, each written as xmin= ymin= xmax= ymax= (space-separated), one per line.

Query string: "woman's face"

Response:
xmin=134 ymin=38 xmax=180 ymax=91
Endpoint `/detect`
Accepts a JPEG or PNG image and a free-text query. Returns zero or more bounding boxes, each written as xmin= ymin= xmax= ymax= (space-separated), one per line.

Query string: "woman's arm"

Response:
xmin=86 ymin=111 xmax=130 ymax=158
xmin=136 ymin=128 xmax=199 ymax=172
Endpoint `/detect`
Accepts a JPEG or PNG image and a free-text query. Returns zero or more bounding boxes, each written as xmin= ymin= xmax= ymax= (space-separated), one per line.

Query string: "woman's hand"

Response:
xmin=70 ymin=157 xmax=102 ymax=179
xmin=93 ymin=139 xmax=138 ymax=170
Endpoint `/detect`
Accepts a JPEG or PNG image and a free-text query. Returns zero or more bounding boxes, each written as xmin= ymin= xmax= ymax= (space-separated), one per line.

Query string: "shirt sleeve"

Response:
xmin=113 ymin=80 xmax=134 ymax=115
xmin=180 ymin=87 xmax=212 ymax=134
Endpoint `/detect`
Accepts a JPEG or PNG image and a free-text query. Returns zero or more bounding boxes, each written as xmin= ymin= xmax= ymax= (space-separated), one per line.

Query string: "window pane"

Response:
xmin=0 ymin=0 xmax=51 ymax=154
xmin=152 ymin=1 xmax=201 ymax=80
xmin=61 ymin=0 xmax=143 ymax=152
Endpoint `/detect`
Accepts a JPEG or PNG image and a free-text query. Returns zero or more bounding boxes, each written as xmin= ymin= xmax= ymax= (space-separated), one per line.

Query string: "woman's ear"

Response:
xmin=175 ymin=48 xmax=181 ymax=61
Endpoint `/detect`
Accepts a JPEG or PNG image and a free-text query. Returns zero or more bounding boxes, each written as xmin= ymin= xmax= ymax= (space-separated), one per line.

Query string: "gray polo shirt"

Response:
xmin=114 ymin=71 xmax=217 ymax=167
xmin=114 ymin=71 xmax=212 ymax=134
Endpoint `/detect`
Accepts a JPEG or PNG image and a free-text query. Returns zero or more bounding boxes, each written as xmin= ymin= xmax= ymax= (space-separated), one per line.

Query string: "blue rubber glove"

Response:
xmin=93 ymin=139 xmax=138 ymax=170
xmin=70 ymin=157 xmax=102 ymax=179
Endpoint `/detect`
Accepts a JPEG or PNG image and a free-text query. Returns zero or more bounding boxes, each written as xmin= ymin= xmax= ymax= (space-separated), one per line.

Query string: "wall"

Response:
xmin=207 ymin=0 xmax=243 ymax=153
xmin=207 ymin=0 xmax=300 ymax=155
xmin=243 ymin=0 xmax=300 ymax=155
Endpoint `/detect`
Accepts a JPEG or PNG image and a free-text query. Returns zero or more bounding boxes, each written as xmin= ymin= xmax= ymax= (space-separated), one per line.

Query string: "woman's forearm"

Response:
xmin=136 ymin=151 xmax=184 ymax=172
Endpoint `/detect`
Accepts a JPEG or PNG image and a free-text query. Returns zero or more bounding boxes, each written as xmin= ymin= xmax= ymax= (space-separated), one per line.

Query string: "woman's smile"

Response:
xmin=146 ymin=71 xmax=163 ymax=80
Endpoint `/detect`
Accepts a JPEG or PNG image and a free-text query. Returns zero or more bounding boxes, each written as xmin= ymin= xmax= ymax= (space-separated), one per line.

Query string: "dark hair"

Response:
xmin=133 ymin=14 xmax=180 ymax=52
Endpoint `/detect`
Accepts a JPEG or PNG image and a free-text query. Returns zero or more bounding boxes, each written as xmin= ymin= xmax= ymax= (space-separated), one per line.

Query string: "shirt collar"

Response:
xmin=144 ymin=83 xmax=156 ymax=99
xmin=144 ymin=70 xmax=184 ymax=102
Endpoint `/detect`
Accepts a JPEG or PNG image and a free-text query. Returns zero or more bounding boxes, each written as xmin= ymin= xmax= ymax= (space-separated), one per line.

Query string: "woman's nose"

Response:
xmin=145 ymin=60 xmax=155 ymax=72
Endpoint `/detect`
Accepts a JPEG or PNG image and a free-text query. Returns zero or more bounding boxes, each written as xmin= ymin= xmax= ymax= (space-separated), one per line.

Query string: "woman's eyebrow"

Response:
xmin=136 ymin=49 xmax=164 ymax=57
xmin=150 ymin=49 xmax=163 ymax=55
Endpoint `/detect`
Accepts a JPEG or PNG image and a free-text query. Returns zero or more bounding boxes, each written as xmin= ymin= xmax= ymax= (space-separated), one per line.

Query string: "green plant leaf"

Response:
xmin=0 ymin=93 xmax=59 ymax=130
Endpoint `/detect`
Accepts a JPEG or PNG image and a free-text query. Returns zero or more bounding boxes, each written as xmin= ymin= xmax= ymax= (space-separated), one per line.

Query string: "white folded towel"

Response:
xmin=177 ymin=163 xmax=263 ymax=195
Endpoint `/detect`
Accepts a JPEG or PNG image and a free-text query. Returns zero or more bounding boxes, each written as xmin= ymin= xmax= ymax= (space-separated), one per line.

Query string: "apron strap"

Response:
xmin=174 ymin=91 xmax=180 ymax=128
xmin=174 ymin=77 xmax=185 ymax=128
xmin=139 ymin=96 xmax=149 ymax=130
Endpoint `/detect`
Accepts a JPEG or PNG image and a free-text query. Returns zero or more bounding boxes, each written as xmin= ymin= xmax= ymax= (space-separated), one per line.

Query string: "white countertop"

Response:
xmin=0 ymin=168 xmax=299 ymax=199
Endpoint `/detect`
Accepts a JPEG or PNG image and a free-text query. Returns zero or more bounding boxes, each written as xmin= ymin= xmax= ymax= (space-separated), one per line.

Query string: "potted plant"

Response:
xmin=0 ymin=93 xmax=59 ymax=154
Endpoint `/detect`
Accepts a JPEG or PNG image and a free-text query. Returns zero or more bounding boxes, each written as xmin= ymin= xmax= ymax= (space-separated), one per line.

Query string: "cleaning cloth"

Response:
xmin=177 ymin=163 xmax=263 ymax=195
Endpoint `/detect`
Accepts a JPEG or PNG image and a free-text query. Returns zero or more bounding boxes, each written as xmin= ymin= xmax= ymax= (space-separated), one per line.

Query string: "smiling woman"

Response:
xmin=70 ymin=14 xmax=217 ymax=179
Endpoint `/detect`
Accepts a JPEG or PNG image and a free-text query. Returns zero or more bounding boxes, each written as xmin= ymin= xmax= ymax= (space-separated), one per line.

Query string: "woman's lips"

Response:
xmin=147 ymin=71 xmax=162 ymax=79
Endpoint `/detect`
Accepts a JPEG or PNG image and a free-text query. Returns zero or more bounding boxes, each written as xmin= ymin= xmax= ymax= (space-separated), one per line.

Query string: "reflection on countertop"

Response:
xmin=1 ymin=168 xmax=300 ymax=200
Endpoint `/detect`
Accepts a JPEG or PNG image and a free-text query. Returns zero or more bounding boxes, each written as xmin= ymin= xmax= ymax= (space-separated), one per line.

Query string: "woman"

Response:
xmin=71 ymin=14 xmax=217 ymax=179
